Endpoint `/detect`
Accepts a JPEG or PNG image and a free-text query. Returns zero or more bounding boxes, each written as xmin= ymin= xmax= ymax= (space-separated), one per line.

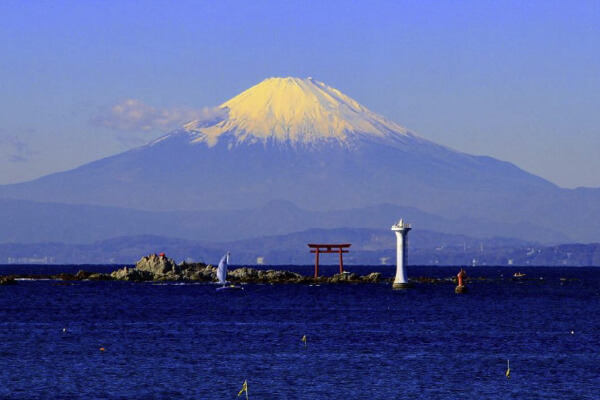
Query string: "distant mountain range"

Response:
xmin=1 ymin=77 xmax=599 ymax=262
xmin=0 ymin=198 xmax=569 ymax=245
xmin=1 ymin=228 xmax=598 ymax=267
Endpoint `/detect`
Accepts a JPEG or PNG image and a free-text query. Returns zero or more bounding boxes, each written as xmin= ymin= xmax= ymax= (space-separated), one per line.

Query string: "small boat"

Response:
xmin=215 ymin=252 xmax=243 ymax=291
xmin=513 ymin=272 xmax=526 ymax=278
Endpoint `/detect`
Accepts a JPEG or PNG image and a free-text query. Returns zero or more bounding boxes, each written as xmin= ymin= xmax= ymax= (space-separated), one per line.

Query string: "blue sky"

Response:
xmin=1 ymin=0 xmax=599 ymax=188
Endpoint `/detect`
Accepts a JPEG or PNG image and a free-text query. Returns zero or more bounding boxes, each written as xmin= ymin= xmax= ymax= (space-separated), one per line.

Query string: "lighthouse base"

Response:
xmin=393 ymin=282 xmax=413 ymax=290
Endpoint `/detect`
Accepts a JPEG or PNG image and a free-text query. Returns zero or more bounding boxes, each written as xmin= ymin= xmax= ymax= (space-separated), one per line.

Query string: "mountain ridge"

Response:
xmin=0 ymin=198 xmax=570 ymax=245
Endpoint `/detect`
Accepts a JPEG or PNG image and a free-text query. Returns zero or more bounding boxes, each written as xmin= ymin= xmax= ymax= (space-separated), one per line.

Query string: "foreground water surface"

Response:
xmin=0 ymin=265 xmax=598 ymax=399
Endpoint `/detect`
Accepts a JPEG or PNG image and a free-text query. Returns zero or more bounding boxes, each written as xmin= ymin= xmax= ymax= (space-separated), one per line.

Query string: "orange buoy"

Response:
xmin=99 ymin=347 xmax=105 ymax=352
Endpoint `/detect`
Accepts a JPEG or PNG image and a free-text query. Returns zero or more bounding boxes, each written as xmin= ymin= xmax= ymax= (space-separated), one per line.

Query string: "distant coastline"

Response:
xmin=2 ymin=234 xmax=599 ymax=267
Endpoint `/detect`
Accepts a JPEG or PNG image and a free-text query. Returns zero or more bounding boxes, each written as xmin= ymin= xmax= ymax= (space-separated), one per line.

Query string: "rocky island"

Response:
xmin=108 ymin=254 xmax=385 ymax=284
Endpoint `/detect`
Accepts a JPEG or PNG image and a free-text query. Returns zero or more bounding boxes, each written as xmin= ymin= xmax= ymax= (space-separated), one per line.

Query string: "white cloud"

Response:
xmin=90 ymin=99 xmax=227 ymax=132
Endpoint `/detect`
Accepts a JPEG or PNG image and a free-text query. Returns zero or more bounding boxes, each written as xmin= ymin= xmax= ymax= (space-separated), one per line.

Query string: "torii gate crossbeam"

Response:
xmin=308 ymin=244 xmax=351 ymax=278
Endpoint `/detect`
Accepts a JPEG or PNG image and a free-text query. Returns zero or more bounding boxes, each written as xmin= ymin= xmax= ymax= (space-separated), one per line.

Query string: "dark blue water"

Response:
xmin=1 ymin=266 xmax=598 ymax=399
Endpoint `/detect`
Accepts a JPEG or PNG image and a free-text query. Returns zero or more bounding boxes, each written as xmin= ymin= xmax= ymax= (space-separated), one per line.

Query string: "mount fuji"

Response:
xmin=1 ymin=77 xmax=599 ymax=243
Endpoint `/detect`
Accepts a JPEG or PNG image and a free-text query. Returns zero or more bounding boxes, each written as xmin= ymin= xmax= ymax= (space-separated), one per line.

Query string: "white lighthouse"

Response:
xmin=391 ymin=219 xmax=412 ymax=289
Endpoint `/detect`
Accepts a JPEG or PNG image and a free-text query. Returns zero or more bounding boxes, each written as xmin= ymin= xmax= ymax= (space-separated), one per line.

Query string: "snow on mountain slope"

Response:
xmin=179 ymin=77 xmax=425 ymax=148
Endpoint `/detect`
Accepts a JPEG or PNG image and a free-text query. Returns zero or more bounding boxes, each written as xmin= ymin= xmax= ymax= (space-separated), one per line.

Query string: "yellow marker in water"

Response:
xmin=505 ymin=360 xmax=510 ymax=378
xmin=237 ymin=379 xmax=248 ymax=399
xmin=302 ymin=335 xmax=307 ymax=346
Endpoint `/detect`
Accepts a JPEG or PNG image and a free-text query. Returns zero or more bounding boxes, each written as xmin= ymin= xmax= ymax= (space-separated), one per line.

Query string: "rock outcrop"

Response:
xmin=110 ymin=254 xmax=214 ymax=282
xmin=228 ymin=267 xmax=310 ymax=283
xmin=135 ymin=254 xmax=180 ymax=275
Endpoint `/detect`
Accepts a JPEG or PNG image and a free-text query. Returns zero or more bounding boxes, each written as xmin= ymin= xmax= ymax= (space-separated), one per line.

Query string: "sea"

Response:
xmin=0 ymin=265 xmax=598 ymax=399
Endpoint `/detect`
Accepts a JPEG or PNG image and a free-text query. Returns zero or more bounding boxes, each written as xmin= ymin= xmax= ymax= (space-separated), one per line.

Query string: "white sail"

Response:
xmin=217 ymin=253 xmax=228 ymax=284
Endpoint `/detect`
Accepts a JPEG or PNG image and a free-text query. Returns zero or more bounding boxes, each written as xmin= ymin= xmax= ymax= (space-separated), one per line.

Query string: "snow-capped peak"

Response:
xmin=182 ymin=77 xmax=420 ymax=148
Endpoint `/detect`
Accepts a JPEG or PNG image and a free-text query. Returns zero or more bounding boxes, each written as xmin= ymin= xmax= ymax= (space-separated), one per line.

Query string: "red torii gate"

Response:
xmin=308 ymin=244 xmax=351 ymax=278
